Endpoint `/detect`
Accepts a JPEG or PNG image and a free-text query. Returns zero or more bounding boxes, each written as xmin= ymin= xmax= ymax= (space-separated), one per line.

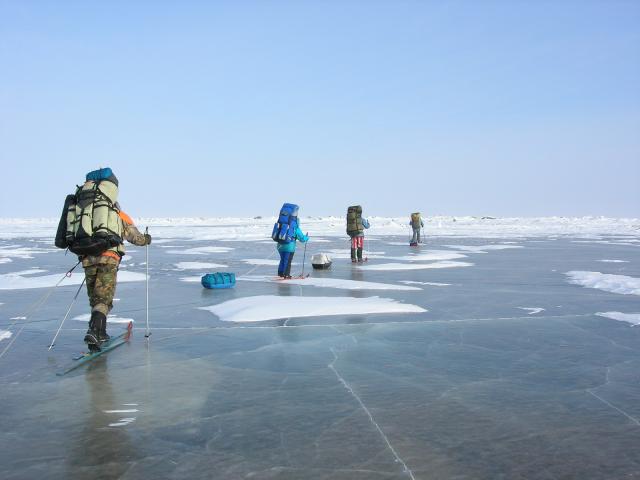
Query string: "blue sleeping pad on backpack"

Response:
xmin=201 ymin=272 xmax=236 ymax=289
xmin=86 ymin=167 xmax=119 ymax=186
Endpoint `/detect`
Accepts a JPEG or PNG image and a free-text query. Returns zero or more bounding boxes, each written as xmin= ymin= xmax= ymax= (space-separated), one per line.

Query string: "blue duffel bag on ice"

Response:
xmin=201 ymin=272 xmax=236 ymax=289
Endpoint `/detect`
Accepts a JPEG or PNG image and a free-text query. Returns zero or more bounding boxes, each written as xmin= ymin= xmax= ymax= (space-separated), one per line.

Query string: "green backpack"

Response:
xmin=55 ymin=168 xmax=124 ymax=256
xmin=346 ymin=205 xmax=364 ymax=235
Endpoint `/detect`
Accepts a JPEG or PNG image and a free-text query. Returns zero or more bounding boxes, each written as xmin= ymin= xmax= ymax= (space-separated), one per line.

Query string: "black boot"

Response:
xmin=84 ymin=311 xmax=108 ymax=350
xmin=84 ymin=313 xmax=100 ymax=350
xmin=357 ymin=247 xmax=363 ymax=262
xmin=93 ymin=311 xmax=110 ymax=343
xmin=98 ymin=322 xmax=110 ymax=344
xmin=351 ymin=248 xmax=357 ymax=263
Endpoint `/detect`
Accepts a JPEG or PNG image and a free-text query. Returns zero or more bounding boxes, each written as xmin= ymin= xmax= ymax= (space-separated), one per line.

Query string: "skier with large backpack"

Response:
xmin=409 ymin=212 xmax=424 ymax=246
xmin=346 ymin=205 xmax=370 ymax=262
xmin=54 ymin=168 xmax=151 ymax=351
xmin=271 ymin=203 xmax=309 ymax=278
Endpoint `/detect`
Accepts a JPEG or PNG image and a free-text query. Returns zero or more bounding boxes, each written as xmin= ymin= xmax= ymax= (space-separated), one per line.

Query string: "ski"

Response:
xmin=274 ymin=274 xmax=310 ymax=281
xmin=56 ymin=322 xmax=133 ymax=376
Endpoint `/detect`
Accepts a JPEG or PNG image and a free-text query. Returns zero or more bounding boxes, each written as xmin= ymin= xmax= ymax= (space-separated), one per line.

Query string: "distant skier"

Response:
xmin=271 ymin=203 xmax=309 ymax=278
xmin=410 ymin=212 xmax=424 ymax=245
xmin=55 ymin=168 xmax=151 ymax=350
xmin=346 ymin=205 xmax=370 ymax=262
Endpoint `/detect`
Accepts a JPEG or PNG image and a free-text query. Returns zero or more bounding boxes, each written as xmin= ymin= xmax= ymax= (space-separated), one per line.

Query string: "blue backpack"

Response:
xmin=271 ymin=203 xmax=299 ymax=243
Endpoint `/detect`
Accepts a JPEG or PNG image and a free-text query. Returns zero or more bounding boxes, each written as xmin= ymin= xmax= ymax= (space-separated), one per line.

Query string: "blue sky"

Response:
xmin=1 ymin=0 xmax=638 ymax=217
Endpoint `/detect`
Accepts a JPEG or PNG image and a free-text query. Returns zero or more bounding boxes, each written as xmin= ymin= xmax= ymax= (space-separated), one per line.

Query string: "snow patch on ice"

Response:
xmin=174 ymin=261 xmax=228 ymax=270
xmin=359 ymin=261 xmax=473 ymax=271
xmin=517 ymin=307 xmax=545 ymax=315
xmin=565 ymin=271 xmax=640 ymax=296
xmin=180 ymin=276 xmax=203 ymax=283
xmin=0 ymin=330 xmax=12 ymax=341
xmin=597 ymin=259 xmax=629 ymax=263
xmin=596 ymin=312 xmax=640 ymax=326
xmin=238 ymin=275 xmax=421 ymax=291
xmin=73 ymin=314 xmax=134 ymax=324
xmin=400 ymin=280 xmax=451 ymax=286
xmin=0 ymin=270 xmax=146 ymax=290
xmin=200 ymin=295 xmax=426 ymax=322
xmin=573 ymin=240 xmax=639 ymax=247
xmin=0 ymin=245 xmax=55 ymax=261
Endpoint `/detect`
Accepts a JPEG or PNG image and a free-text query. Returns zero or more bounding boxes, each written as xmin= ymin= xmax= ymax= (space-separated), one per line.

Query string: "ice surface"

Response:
xmin=174 ymin=261 xmax=228 ymax=270
xmin=238 ymin=274 xmax=421 ymax=291
xmin=596 ymin=312 xmax=640 ymax=326
xmin=200 ymin=295 xmax=427 ymax=322
xmin=442 ymin=244 xmax=524 ymax=253
xmin=400 ymin=280 xmax=450 ymax=286
xmin=565 ymin=271 xmax=640 ymax=296
xmin=2 ymin=222 xmax=640 ymax=479
xmin=241 ymin=258 xmax=280 ymax=266
xmin=359 ymin=261 xmax=474 ymax=271
xmin=385 ymin=250 xmax=468 ymax=261
xmin=166 ymin=246 xmax=234 ymax=255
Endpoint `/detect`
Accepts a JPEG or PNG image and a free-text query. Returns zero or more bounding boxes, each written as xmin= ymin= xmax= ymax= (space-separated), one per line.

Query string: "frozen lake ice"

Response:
xmin=1 ymin=220 xmax=640 ymax=479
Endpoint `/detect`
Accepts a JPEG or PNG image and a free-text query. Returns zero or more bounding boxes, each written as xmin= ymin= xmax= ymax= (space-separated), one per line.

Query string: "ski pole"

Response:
xmin=0 ymin=261 xmax=81 ymax=361
xmin=145 ymin=227 xmax=151 ymax=338
xmin=300 ymin=233 xmax=308 ymax=277
xmin=48 ymin=277 xmax=86 ymax=350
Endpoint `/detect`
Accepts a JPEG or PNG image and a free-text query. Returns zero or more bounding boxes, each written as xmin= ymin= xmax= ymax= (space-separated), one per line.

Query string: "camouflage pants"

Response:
xmin=84 ymin=263 xmax=118 ymax=316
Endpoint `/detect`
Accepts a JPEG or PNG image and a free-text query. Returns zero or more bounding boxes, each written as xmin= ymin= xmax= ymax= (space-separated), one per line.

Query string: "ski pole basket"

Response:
xmin=201 ymin=272 xmax=236 ymax=289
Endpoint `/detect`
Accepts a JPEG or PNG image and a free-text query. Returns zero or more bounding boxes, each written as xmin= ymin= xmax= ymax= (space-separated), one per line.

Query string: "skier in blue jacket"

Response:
xmin=277 ymin=225 xmax=309 ymax=278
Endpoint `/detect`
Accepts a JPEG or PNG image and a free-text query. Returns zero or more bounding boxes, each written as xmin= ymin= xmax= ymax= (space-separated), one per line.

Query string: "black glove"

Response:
xmin=144 ymin=234 xmax=152 ymax=245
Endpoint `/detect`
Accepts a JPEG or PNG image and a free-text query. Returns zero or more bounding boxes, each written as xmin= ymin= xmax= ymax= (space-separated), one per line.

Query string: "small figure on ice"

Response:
xmin=346 ymin=205 xmax=370 ymax=262
xmin=55 ymin=168 xmax=151 ymax=351
xmin=409 ymin=212 xmax=424 ymax=246
xmin=271 ymin=203 xmax=309 ymax=279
